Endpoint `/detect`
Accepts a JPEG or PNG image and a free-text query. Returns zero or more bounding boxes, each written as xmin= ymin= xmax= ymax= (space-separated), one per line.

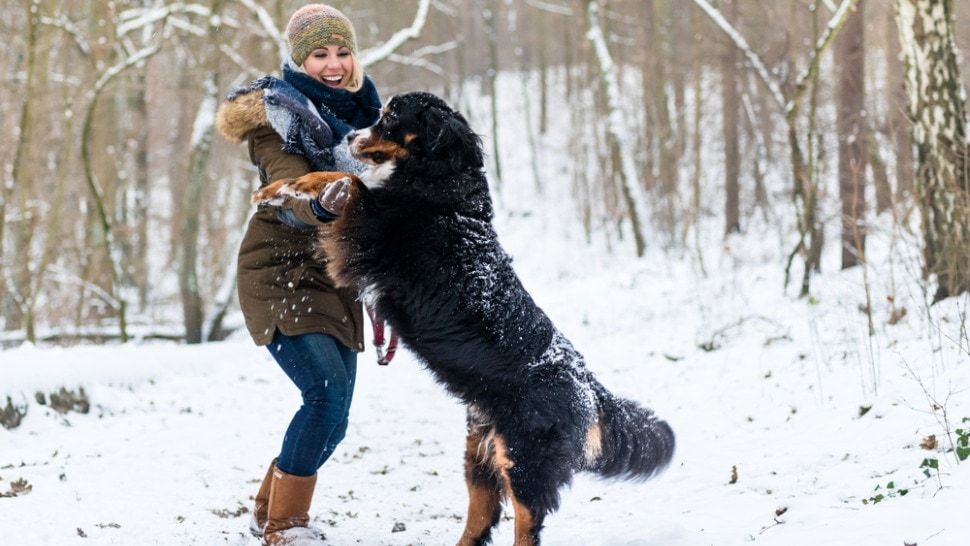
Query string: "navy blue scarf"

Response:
xmin=226 ymin=64 xmax=381 ymax=171
xmin=282 ymin=63 xmax=381 ymax=142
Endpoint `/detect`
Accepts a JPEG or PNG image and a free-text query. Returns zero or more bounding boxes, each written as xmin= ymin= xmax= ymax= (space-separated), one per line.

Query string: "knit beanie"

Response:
xmin=286 ymin=4 xmax=358 ymax=66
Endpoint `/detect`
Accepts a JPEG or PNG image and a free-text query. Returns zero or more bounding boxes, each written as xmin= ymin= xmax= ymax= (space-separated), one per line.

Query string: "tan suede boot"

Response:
xmin=262 ymin=468 xmax=326 ymax=546
xmin=248 ymin=459 xmax=277 ymax=537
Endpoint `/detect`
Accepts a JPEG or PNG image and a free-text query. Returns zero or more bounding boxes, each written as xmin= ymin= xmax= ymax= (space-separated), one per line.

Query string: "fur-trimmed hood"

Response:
xmin=215 ymin=88 xmax=268 ymax=143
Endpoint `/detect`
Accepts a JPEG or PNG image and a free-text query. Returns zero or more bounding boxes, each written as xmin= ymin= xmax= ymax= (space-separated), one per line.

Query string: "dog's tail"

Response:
xmin=585 ymin=382 xmax=675 ymax=481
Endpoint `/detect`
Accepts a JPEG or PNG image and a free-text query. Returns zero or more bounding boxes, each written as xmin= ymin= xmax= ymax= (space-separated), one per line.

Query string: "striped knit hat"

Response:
xmin=286 ymin=4 xmax=358 ymax=66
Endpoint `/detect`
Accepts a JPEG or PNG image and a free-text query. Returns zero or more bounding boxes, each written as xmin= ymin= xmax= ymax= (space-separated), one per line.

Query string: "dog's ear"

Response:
xmin=424 ymin=107 xmax=483 ymax=172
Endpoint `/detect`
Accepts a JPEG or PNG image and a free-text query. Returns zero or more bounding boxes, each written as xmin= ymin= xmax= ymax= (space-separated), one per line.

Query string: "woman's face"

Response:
xmin=301 ymin=45 xmax=354 ymax=88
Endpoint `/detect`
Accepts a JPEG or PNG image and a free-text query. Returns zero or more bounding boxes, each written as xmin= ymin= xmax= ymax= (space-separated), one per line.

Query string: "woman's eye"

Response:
xmin=338 ymin=51 xmax=350 ymax=57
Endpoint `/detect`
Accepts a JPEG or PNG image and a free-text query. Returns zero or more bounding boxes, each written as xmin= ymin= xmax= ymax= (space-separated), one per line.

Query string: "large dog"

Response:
xmin=253 ymin=92 xmax=674 ymax=546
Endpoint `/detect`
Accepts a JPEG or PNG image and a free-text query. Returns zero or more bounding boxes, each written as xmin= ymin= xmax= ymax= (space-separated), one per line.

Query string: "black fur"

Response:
xmin=328 ymin=92 xmax=674 ymax=543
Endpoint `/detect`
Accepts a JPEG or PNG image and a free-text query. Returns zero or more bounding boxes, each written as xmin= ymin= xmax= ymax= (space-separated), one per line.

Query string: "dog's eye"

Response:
xmin=371 ymin=152 xmax=388 ymax=163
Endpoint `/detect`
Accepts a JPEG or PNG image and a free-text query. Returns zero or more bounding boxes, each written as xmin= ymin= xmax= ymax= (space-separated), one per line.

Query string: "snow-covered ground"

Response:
xmin=3 ymin=75 xmax=970 ymax=545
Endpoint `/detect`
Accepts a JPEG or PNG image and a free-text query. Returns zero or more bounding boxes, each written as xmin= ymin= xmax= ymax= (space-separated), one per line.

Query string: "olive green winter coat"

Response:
xmin=216 ymin=89 xmax=364 ymax=350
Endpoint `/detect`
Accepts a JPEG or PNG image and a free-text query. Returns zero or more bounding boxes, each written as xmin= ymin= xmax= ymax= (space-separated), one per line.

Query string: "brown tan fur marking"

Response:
xmin=584 ymin=418 xmax=604 ymax=464
xmin=457 ymin=430 xmax=504 ymax=546
xmin=357 ymin=136 xmax=409 ymax=160
xmin=491 ymin=435 xmax=536 ymax=546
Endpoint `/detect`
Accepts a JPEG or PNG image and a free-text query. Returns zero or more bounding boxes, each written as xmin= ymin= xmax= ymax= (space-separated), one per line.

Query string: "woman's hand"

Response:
xmin=317 ymin=177 xmax=352 ymax=216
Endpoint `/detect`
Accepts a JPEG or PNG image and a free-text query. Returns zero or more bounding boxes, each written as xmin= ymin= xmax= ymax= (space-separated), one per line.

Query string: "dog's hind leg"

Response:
xmin=492 ymin=434 xmax=574 ymax=546
xmin=456 ymin=428 xmax=504 ymax=546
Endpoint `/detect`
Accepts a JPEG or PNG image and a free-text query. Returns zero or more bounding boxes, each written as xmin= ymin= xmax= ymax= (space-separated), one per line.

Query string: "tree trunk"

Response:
xmin=4 ymin=0 xmax=42 ymax=335
xmin=886 ymin=6 xmax=913 ymax=200
xmin=179 ymin=74 xmax=218 ymax=344
xmin=483 ymin=0 xmax=503 ymax=190
xmin=721 ymin=0 xmax=741 ymax=235
xmin=837 ymin=0 xmax=867 ymax=269
xmin=894 ymin=0 xmax=970 ymax=300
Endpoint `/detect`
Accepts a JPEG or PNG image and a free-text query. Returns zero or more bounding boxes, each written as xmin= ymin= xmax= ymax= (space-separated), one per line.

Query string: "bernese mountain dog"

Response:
xmin=252 ymin=92 xmax=674 ymax=546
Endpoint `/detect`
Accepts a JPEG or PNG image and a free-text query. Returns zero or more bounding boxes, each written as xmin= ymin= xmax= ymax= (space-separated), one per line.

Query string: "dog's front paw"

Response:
xmin=251 ymin=178 xmax=303 ymax=205
xmin=251 ymin=172 xmax=357 ymax=206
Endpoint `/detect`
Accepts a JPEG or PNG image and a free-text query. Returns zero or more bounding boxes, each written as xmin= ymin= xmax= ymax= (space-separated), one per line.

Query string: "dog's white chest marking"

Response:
xmin=362 ymin=161 xmax=396 ymax=188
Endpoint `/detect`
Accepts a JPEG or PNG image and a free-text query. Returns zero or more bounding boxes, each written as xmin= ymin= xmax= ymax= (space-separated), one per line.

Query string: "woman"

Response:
xmin=215 ymin=5 xmax=381 ymax=544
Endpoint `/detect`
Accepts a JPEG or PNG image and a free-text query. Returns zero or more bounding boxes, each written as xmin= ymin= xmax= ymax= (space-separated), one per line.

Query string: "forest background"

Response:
xmin=0 ymin=0 xmax=968 ymax=347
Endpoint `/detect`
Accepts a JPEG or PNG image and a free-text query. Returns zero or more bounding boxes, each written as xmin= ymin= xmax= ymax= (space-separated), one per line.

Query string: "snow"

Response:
xmin=2 ymin=206 xmax=968 ymax=544
xmin=4 ymin=72 xmax=970 ymax=546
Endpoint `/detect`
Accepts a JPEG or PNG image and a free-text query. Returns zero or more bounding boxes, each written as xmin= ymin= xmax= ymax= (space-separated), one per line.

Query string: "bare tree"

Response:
xmin=693 ymin=0 xmax=861 ymax=296
xmin=585 ymin=0 xmax=648 ymax=257
xmin=721 ymin=0 xmax=741 ymax=235
xmin=894 ymin=0 xmax=970 ymax=301
xmin=836 ymin=0 xmax=866 ymax=269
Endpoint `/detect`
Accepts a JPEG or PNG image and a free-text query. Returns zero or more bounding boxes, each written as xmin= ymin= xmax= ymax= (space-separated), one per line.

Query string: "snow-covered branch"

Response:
xmin=385 ymin=40 xmax=459 ymax=76
xmin=360 ymin=0 xmax=433 ymax=68
xmin=691 ymin=0 xmax=786 ymax=110
xmin=790 ymin=0 xmax=861 ymax=103
xmin=168 ymin=17 xmax=208 ymax=37
xmin=92 ymin=44 xmax=161 ymax=95
xmin=117 ymin=3 xmax=211 ymax=37
xmin=39 ymin=15 xmax=91 ymax=57
xmin=220 ymin=44 xmax=263 ymax=79
xmin=387 ymin=54 xmax=446 ymax=77
xmin=237 ymin=0 xmax=287 ymax=62
xmin=524 ymin=0 xmax=573 ymax=16
xmin=409 ymin=41 xmax=460 ymax=58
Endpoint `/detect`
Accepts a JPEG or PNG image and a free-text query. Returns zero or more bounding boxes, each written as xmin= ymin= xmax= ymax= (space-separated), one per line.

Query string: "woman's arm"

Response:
xmin=248 ymin=125 xmax=332 ymax=227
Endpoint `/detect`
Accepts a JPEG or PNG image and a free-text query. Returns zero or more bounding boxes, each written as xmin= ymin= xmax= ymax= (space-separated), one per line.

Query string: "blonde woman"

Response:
xmin=216 ymin=5 xmax=381 ymax=544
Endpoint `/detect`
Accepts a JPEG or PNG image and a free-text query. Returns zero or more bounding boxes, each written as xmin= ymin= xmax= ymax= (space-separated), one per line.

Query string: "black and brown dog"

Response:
xmin=253 ymin=92 xmax=675 ymax=546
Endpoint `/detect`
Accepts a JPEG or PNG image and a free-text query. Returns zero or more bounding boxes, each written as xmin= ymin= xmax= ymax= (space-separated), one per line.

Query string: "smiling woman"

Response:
xmin=213 ymin=4 xmax=383 ymax=546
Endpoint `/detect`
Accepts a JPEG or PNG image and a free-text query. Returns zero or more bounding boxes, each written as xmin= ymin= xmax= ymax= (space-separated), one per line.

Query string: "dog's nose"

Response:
xmin=346 ymin=131 xmax=358 ymax=144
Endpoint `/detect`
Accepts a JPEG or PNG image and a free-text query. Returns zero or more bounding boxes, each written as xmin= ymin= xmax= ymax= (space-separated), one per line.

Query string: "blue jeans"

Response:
xmin=267 ymin=330 xmax=358 ymax=477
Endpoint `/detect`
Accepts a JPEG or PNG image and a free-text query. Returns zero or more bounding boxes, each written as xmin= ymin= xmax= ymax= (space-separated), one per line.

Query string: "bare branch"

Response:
xmin=236 ymin=0 xmax=287 ymax=62
xmin=220 ymin=44 xmax=263 ymax=79
xmin=387 ymin=53 xmax=446 ymax=76
xmin=790 ymin=0 xmax=861 ymax=109
xmin=38 ymin=15 xmax=91 ymax=57
xmin=524 ymin=0 xmax=573 ymax=16
xmin=117 ymin=3 xmax=211 ymax=37
xmin=360 ymin=0 xmax=433 ymax=68
xmin=690 ymin=0 xmax=787 ymax=109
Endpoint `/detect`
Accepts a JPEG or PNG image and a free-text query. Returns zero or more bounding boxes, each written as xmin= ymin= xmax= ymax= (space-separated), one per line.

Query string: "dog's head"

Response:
xmin=348 ymin=92 xmax=483 ymax=188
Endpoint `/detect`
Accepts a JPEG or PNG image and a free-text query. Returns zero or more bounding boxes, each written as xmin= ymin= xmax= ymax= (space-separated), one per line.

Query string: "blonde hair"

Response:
xmin=343 ymin=53 xmax=364 ymax=92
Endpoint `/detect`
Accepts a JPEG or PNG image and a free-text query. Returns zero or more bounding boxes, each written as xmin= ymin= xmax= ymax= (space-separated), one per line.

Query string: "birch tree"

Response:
xmin=585 ymin=0 xmax=648 ymax=257
xmin=894 ymin=0 xmax=970 ymax=301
